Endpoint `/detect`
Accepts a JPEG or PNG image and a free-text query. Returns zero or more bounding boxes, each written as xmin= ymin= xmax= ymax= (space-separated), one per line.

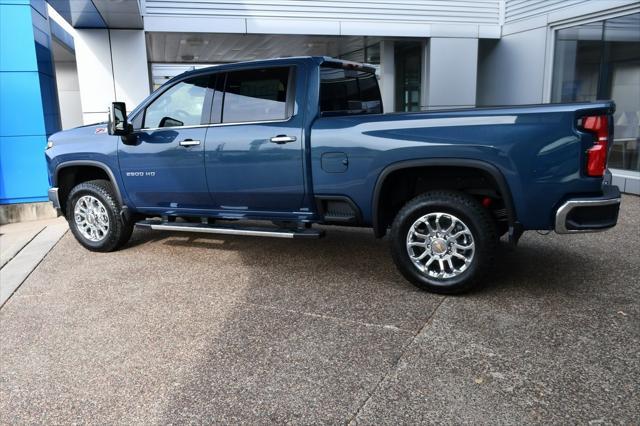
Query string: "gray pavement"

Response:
xmin=0 ymin=196 xmax=638 ymax=424
xmin=0 ymin=217 xmax=68 ymax=308
xmin=0 ymin=217 xmax=63 ymax=269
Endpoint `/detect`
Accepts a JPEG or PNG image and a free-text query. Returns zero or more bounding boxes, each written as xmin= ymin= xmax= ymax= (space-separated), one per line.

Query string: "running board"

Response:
xmin=135 ymin=220 xmax=324 ymax=239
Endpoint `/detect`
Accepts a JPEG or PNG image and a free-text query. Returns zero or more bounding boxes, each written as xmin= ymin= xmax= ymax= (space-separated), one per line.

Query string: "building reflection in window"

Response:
xmin=552 ymin=13 xmax=639 ymax=172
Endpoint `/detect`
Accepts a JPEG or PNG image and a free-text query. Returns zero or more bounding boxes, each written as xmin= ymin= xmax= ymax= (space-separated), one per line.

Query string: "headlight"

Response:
xmin=46 ymin=140 xmax=54 ymax=150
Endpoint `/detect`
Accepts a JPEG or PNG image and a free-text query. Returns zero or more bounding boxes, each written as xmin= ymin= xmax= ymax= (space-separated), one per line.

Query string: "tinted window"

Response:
xmin=320 ymin=67 xmax=382 ymax=116
xmin=130 ymin=111 xmax=143 ymax=130
xmin=222 ymin=67 xmax=290 ymax=123
xmin=144 ymin=76 xmax=209 ymax=128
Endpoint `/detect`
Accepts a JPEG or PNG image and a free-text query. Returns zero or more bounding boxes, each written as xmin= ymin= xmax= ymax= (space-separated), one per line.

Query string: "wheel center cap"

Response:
xmin=431 ymin=238 xmax=447 ymax=255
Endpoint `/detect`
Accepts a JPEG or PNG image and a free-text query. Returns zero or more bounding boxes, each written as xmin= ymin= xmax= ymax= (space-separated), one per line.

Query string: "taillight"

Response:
xmin=581 ymin=115 xmax=609 ymax=177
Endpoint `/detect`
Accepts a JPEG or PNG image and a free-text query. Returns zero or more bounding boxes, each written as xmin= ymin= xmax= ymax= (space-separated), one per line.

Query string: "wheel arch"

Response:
xmin=55 ymin=160 xmax=124 ymax=213
xmin=371 ymin=158 xmax=517 ymax=238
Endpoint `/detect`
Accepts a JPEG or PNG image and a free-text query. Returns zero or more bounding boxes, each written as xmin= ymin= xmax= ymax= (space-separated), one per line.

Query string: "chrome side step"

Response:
xmin=135 ymin=220 xmax=324 ymax=239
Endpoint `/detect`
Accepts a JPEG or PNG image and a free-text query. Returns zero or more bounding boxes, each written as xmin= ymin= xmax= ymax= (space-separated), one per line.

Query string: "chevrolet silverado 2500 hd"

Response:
xmin=45 ymin=56 xmax=621 ymax=293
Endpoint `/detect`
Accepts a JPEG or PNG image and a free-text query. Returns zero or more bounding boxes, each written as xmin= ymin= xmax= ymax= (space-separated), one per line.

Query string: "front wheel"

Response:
xmin=66 ymin=180 xmax=133 ymax=252
xmin=389 ymin=191 xmax=497 ymax=294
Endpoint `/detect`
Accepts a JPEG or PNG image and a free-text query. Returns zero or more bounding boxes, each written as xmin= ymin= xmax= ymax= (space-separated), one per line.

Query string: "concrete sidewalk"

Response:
xmin=0 ymin=217 xmax=68 ymax=308
xmin=0 ymin=196 xmax=638 ymax=423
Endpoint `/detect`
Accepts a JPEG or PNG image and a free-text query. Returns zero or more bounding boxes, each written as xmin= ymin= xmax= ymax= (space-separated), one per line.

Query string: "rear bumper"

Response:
xmin=48 ymin=187 xmax=61 ymax=210
xmin=555 ymin=185 xmax=621 ymax=234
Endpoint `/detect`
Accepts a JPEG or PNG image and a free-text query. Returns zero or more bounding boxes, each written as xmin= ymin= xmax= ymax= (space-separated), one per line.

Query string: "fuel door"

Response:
xmin=321 ymin=152 xmax=348 ymax=173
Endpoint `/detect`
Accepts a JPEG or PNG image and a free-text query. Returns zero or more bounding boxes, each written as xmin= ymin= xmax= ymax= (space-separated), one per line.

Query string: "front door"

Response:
xmin=204 ymin=66 xmax=306 ymax=215
xmin=119 ymin=75 xmax=213 ymax=210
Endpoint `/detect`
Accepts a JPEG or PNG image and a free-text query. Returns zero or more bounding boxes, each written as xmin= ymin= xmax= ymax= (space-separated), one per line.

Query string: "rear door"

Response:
xmin=204 ymin=66 xmax=306 ymax=215
xmin=119 ymin=75 xmax=214 ymax=210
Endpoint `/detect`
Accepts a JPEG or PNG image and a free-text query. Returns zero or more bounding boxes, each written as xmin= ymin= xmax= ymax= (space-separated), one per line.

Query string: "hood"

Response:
xmin=48 ymin=122 xmax=110 ymax=144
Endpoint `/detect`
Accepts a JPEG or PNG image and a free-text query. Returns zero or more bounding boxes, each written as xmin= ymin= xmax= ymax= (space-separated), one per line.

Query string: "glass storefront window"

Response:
xmin=552 ymin=13 xmax=640 ymax=172
xmin=365 ymin=43 xmax=380 ymax=64
xmin=339 ymin=41 xmax=381 ymax=65
xmin=395 ymin=42 xmax=422 ymax=112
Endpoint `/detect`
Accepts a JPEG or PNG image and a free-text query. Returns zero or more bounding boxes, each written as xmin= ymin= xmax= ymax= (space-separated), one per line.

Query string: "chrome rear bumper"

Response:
xmin=555 ymin=185 xmax=621 ymax=234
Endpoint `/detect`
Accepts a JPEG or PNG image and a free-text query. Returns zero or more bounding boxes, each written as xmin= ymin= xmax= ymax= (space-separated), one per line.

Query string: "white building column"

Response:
xmin=75 ymin=29 xmax=150 ymax=124
xmin=379 ymin=40 xmax=395 ymax=113
xmin=425 ymin=38 xmax=478 ymax=109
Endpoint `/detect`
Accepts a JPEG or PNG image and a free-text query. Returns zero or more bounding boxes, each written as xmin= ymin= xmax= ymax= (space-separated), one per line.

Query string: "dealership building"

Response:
xmin=0 ymin=0 xmax=638 ymax=217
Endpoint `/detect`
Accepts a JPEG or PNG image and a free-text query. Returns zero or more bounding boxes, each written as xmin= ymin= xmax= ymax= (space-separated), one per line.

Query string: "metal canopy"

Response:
xmin=47 ymin=0 xmax=143 ymax=29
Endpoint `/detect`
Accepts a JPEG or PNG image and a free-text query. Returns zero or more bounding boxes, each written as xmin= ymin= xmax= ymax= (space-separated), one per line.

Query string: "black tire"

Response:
xmin=496 ymin=221 xmax=509 ymax=238
xmin=65 ymin=179 xmax=134 ymax=252
xmin=389 ymin=190 xmax=497 ymax=294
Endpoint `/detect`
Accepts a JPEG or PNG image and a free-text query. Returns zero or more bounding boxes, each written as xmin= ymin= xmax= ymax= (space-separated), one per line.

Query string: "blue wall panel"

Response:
xmin=0 ymin=136 xmax=49 ymax=203
xmin=39 ymin=72 xmax=62 ymax=136
xmin=0 ymin=72 xmax=46 ymax=137
xmin=0 ymin=1 xmax=60 ymax=204
xmin=0 ymin=4 xmax=38 ymax=72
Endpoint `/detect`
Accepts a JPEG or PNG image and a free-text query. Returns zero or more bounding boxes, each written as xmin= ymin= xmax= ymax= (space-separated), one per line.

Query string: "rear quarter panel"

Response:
xmin=310 ymin=103 xmax=612 ymax=229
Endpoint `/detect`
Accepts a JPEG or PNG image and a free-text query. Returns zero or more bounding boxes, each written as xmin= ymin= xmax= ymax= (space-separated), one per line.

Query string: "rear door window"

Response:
xmin=221 ymin=67 xmax=291 ymax=123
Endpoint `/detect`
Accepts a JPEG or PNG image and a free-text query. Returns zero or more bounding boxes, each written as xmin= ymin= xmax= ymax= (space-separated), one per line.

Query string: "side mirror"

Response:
xmin=108 ymin=102 xmax=131 ymax=136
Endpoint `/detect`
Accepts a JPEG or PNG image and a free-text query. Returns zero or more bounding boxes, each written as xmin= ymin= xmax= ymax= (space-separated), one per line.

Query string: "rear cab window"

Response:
xmin=320 ymin=66 xmax=382 ymax=116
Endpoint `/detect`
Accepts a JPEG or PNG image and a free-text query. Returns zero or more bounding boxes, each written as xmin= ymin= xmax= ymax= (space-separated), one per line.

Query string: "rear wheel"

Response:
xmin=390 ymin=190 xmax=497 ymax=294
xmin=66 ymin=180 xmax=133 ymax=252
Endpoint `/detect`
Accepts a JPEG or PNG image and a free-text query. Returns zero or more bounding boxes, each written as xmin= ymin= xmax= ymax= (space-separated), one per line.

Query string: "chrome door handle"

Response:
xmin=179 ymin=139 xmax=201 ymax=147
xmin=270 ymin=135 xmax=297 ymax=144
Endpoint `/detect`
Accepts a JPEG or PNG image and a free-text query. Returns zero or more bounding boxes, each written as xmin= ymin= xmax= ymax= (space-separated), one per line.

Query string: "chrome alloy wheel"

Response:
xmin=74 ymin=195 xmax=110 ymax=242
xmin=406 ymin=212 xmax=475 ymax=279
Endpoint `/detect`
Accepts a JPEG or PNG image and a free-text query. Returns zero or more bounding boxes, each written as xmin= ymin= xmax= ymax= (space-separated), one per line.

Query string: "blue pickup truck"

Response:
xmin=45 ymin=56 xmax=621 ymax=293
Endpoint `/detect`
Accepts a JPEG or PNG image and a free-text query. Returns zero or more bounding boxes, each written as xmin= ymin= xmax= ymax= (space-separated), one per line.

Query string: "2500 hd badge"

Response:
xmin=125 ymin=171 xmax=156 ymax=177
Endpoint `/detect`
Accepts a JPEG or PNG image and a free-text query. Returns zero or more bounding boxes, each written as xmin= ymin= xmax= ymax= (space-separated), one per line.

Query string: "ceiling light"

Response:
xmin=180 ymin=38 xmax=204 ymax=46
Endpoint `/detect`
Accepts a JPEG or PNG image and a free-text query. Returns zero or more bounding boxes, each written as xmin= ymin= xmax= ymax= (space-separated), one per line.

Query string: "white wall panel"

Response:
xmin=476 ymin=27 xmax=547 ymax=105
xmin=54 ymin=61 xmax=83 ymax=129
xmin=143 ymin=0 xmax=502 ymax=37
xmin=505 ymin=0 xmax=588 ymax=23
xmin=74 ymin=29 xmax=115 ymax=122
xmin=144 ymin=15 xmax=246 ymax=33
xmin=426 ymin=38 xmax=478 ymax=108
xmin=246 ymin=18 xmax=339 ymax=35
xmin=110 ymin=30 xmax=151 ymax=108
xmin=379 ymin=40 xmax=395 ymax=112
xmin=504 ymin=0 xmax=639 ymax=33
xmin=339 ymin=21 xmax=430 ymax=37
xmin=144 ymin=0 xmax=501 ymax=24
xmin=75 ymin=29 xmax=150 ymax=125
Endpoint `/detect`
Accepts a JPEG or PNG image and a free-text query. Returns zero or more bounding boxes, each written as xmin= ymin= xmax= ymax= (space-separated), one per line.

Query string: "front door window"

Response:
xmin=144 ymin=77 xmax=209 ymax=128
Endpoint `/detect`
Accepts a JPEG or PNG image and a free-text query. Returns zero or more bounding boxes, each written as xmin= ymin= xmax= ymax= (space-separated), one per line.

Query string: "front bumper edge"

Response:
xmin=48 ymin=187 xmax=61 ymax=210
